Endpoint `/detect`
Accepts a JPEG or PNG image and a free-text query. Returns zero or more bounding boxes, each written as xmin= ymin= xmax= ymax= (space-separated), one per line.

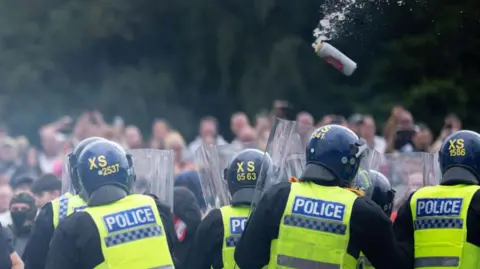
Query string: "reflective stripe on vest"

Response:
xmin=358 ymin=253 xmax=374 ymax=269
xmin=269 ymin=182 xmax=358 ymax=269
xmin=51 ymin=193 xmax=87 ymax=228
xmin=219 ymin=205 xmax=250 ymax=269
xmin=85 ymin=194 xmax=174 ymax=269
xmin=411 ymin=185 xmax=480 ymax=269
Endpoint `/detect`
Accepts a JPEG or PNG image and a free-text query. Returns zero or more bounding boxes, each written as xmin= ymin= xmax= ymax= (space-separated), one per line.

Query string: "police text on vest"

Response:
xmin=103 ymin=206 xmax=156 ymax=233
xmin=416 ymin=198 xmax=463 ymax=218
xmin=292 ymin=196 xmax=345 ymax=221
xmin=230 ymin=217 xmax=247 ymax=234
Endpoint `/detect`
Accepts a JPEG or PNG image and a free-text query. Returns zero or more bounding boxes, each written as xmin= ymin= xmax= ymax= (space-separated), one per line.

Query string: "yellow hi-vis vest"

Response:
xmin=51 ymin=192 xmax=87 ymax=228
xmin=219 ymin=205 xmax=249 ymax=269
xmin=84 ymin=194 xmax=174 ymax=269
xmin=269 ymin=182 xmax=358 ymax=269
xmin=411 ymin=184 xmax=480 ymax=269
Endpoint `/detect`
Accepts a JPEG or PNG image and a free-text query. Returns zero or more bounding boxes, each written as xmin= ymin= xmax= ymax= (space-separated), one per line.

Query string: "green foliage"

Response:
xmin=0 ymin=0 xmax=478 ymax=140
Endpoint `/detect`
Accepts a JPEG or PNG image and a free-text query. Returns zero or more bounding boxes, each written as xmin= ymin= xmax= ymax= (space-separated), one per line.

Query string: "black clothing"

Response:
xmin=45 ymin=197 xmax=177 ymax=269
xmin=234 ymin=182 xmax=408 ymax=269
xmin=172 ymin=187 xmax=202 ymax=268
xmin=393 ymin=188 xmax=480 ymax=269
xmin=0 ymin=224 xmax=13 ymax=268
xmin=23 ymin=202 xmax=54 ymax=269
xmin=184 ymin=209 xmax=224 ymax=269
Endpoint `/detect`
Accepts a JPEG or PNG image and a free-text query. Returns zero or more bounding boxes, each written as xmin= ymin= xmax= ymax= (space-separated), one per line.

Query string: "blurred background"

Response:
xmin=0 ymin=0 xmax=477 ymax=241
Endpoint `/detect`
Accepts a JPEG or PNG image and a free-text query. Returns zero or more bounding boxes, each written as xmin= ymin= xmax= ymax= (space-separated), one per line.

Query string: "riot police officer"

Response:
xmin=46 ymin=139 xmax=177 ymax=269
xmin=354 ymin=170 xmax=396 ymax=269
xmin=185 ymin=149 xmax=271 ymax=269
xmin=394 ymin=130 xmax=480 ymax=268
xmin=23 ymin=136 xmax=104 ymax=269
xmin=235 ymin=125 xmax=407 ymax=269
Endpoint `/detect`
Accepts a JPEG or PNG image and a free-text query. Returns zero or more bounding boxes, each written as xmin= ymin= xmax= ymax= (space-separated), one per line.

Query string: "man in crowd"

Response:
xmin=230 ymin=112 xmax=251 ymax=143
xmin=30 ymin=174 xmax=61 ymax=209
xmin=360 ymin=115 xmax=387 ymax=154
xmin=124 ymin=125 xmax=144 ymax=149
xmin=0 ymin=223 xmax=24 ymax=269
xmin=8 ymin=192 xmax=36 ymax=256
xmin=9 ymin=176 xmax=34 ymax=196
xmin=188 ymin=116 xmax=227 ymax=153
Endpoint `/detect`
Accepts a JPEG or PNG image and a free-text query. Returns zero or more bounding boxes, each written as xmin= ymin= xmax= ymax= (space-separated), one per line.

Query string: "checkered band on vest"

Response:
xmin=283 ymin=215 xmax=347 ymax=235
xmin=225 ymin=235 xmax=241 ymax=247
xmin=104 ymin=225 xmax=163 ymax=247
xmin=58 ymin=197 xmax=70 ymax=221
xmin=414 ymin=218 xmax=464 ymax=230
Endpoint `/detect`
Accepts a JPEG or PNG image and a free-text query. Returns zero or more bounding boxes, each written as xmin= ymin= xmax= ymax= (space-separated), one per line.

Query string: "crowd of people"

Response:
xmin=0 ymin=101 xmax=462 ymax=259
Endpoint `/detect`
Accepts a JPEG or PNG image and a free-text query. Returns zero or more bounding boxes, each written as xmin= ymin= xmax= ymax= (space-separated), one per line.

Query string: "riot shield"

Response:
xmin=252 ymin=119 xmax=315 ymax=210
xmin=61 ymin=155 xmax=74 ymax=195
xmin=382 ymin=152 xmax=437 ymax=213
xmin=128 ymin=149 xmax=175 ymax=208
xmin=351 ymin=148 xmax=383 ymax=197
xmin=194 ymin=144 xmax=232 ymax=213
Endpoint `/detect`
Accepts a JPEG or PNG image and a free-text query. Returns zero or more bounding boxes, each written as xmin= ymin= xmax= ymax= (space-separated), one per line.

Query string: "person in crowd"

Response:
xmin=394 ymin=130 xmax=480 ymax=268
xmin=429 ymin=113 xmax=462 ymax=152
xmin=150 ymin=119 xmax=171 ymax=149
xmin=8 ymin=193 xmax=36 ymax=256
xmin=38 ymin=117 xmax=70 ymax=174
xmin=188 ymin=116 xmax=227 ymax=153
xmin=175 ymin=170 xmax=207 ymax=214
xmin=21 ymin=148 xmax=42 ymax=177
xmin=254 ymin=111 xmax=271 ymax=136
xmin=236 ymin=127 xmax=258 ymax=148
xmin=30 ymin=174 xmax=61 ymax=209
xmin=230 ymin=112 xmax=251 ymax=143
xmin=412 ymin=123 xmax=433 ymax=152
xmin=9 ymin=176 xmax=34 ymax=195
xmin=0 ymin=223 xmax=24 ymax=269
xmin=165 ymin=131 xmax=196 ymax=175
xmin=235 ymin=125 xmax=407 ymax=269
xmin=46 ymin=139 xmax=177 ymax=268
xmin=348 ymin=113 xmax=364 ymax=136
xmin=296 ymin=111 xmax=314 ymax=127
xmin=360 ymin=115 xmax=387 ymax=154
xmin=187 ymin=149 xmax=270 ymax=269
xmin=384 ymin=107 xmax=416 ymax=153
xmin=272 ymin=100 xmax=291 ymax=119
xmin=0 ymin=185 xmax=13 ymax=227
xmin=172 ymin=186 xmax=202 ymax=267
xmin=124 ymin=125 xmax=144 ymax=149
xmin=0 ymin=138 xmax=30 ymax=183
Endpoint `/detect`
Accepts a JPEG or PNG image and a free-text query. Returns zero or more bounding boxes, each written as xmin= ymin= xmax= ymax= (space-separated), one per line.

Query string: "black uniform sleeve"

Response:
xmin=2 ymin=226 xmax=14 ymax=254
xmin=351 ymin=197 xmax=409 ymax=269
xmin=0 ymin=224 xmax=12 ymax=269
xmin=46 ymin=212 xmax=102 ymax=269
xmin=234 ymin=182 xmax=291 ymax=269
xmin=184 ymin=209 xmax=223 ymax=269
xmin=155 ymin=200 xmax=178 ymax=261
xmin=392 ymin=192 xmax=415 ymax=268
xmin=24 ymin=201 xmax=54 ymax=269
xmin=467 ymin=189 xmax=480 ymax=246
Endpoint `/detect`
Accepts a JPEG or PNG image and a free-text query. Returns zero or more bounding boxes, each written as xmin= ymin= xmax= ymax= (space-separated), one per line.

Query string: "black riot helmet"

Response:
xmin=365 ymin=170 xmax=396 ymax=217
xmin=68 ymin=137 xmax=107 ymax=193
xmin=223 ymin=149 xmax=272 ymax=205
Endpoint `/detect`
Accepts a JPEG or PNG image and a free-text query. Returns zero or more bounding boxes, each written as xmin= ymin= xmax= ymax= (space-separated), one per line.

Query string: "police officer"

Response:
xmin=393 ymin=130 xmax=480 ymax=268
xmin=235 ymin=125 xmax=408 ymax=269
xmin=185 ymin=149 xmax=270 ymax=269
xmin=23 ymin=136 xmax=104 ymax=269
xmin=354 ymin=170 xmax=396 ymax=269
xmin=46 ymin=139 xmax=177 ymax=269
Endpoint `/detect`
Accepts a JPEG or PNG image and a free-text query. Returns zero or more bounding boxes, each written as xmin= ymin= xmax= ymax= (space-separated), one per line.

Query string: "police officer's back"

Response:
xmin=185 ymin=149 xmax=269 ymax=269
xmin=394 ymin=130 xmax=480 ymax=268
xmin=234 ymin=125 xmax=407 ymax=269
xmin=23 ymin=137 xmax=104 ymax=269
xmin=45 ymin=140 xmax=177 ymax=269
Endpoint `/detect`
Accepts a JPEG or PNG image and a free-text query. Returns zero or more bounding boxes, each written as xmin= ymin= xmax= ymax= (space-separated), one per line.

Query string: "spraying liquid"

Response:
xmin=312 ymin=0 xmax=361 ymax=76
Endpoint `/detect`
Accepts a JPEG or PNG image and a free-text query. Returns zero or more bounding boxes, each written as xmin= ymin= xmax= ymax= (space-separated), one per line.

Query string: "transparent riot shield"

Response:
xmin=128 ymin=149 xmax=175 ymax=208
xmin=251 ymin=118 xmax=316 ymax=210
xmin=194 ymin=144 xmax=232 ymax=213
xmin=382 ymin=152 xmax=437 ymax=213
xmin=61 ymin=155 xmax=74 ymax=195
xmin=351 ymin=148 xmax=383 ymax=197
